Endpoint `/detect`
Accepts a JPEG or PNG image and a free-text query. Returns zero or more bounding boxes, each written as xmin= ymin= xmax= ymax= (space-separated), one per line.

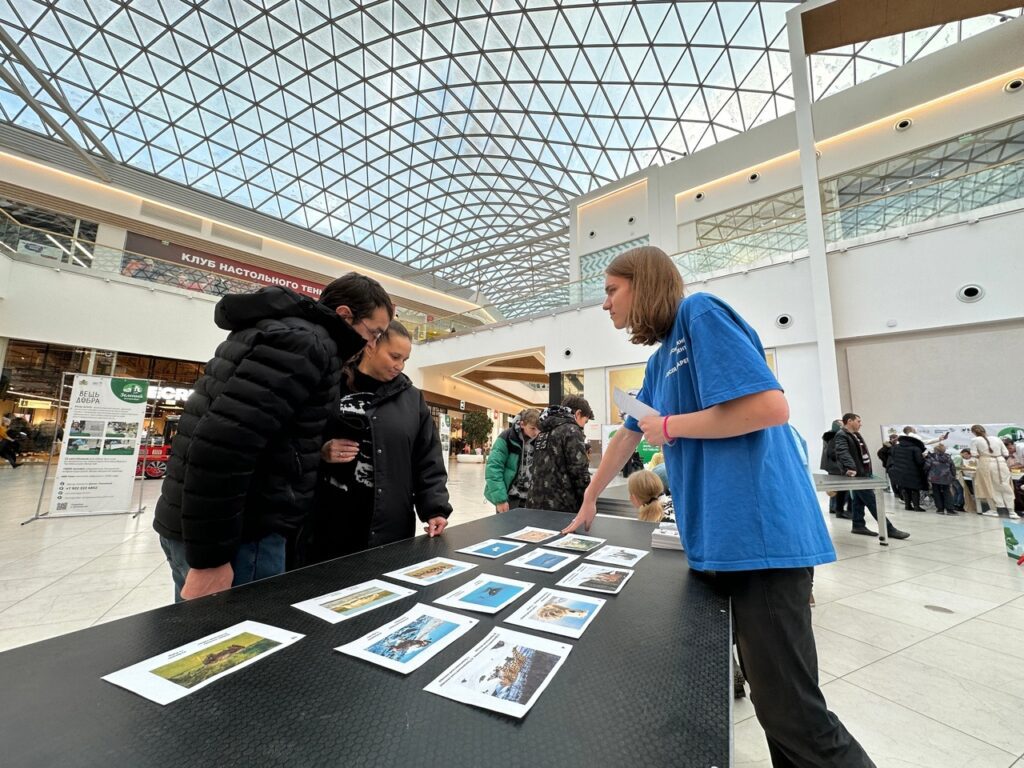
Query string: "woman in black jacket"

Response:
xmin=889 ymin=434 xmax=928 ymax=511
xmin=300 ymin=321 xmax=452 ymax=564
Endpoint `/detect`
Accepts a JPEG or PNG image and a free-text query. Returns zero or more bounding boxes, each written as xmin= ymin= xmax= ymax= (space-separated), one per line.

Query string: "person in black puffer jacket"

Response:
xmin=526 ymin=396 xmax=595 ymax=515
xmin=889 ymin=433 xmax=928 ymax=511
xmin=154 ymin=274 xmax=393 ymax=601
xmin=299 ymin=321 xmax=451 ymax=563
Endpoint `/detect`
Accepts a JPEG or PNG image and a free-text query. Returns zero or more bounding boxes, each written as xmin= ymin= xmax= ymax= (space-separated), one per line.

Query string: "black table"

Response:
xmin=0 ymin=509 xmax=731 ymax=768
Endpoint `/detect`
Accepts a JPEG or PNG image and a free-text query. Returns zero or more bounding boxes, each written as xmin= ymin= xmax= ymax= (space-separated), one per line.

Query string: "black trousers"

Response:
xmin=705 ymin=568 xmax=875 ymax=767
xmin=903 ymin=489 xmax=921 ymax=509
xmin=932 ymin=483 xmax=952 ymax=512
xmin=0 ymin=440 xmax=17 ymax=467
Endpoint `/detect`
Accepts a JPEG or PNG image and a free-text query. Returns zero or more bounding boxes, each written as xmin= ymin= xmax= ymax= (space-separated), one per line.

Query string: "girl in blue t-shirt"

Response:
xmin=563 ymin=246 xmax=874 ymax=767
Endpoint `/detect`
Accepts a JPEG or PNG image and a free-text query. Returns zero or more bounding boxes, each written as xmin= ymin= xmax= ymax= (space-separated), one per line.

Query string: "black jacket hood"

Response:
xmin=539 ymin=405 xmax=577 ymax=433
xmin=215 ymin=286 xmax=360 ymax=351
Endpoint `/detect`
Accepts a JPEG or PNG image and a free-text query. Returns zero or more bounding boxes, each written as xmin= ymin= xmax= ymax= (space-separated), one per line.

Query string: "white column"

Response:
xmin=786 ymin=7 xmax=843 ymax=425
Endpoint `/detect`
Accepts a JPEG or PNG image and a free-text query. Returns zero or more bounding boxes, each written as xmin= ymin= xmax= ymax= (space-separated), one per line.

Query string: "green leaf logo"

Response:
xmin=112 ymin=378 xmax=148 ymax=404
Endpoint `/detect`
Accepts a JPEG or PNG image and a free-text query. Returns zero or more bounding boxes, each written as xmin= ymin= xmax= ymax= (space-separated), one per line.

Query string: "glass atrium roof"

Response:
xmin=0 ymin=1 xmax=1020 ymax=304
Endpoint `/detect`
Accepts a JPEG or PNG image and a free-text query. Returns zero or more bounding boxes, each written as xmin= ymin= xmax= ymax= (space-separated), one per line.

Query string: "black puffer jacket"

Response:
xmin=526 ymin=405 xmax=591 ymax=514
xmin=889 ymin=434 xmax=928 ymax=490
xmin=153 ymin=287 xmax=366 ymax=568
xmin=303 ymin=372 xmax=452 ymax=562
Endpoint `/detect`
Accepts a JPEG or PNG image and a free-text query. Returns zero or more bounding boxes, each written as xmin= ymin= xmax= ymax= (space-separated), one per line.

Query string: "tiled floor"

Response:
xmin=2 ymin=461 xmax=1023 ymax=766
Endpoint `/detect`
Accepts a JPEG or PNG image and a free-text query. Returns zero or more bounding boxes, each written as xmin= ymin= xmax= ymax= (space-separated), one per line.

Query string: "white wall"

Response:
xmin=0 ymin=257 xmax=223 ymax=362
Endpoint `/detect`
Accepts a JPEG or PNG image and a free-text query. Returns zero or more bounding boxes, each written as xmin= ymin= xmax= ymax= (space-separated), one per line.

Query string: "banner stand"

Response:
xmin=23 ymin=372 xmax=161 ymax=526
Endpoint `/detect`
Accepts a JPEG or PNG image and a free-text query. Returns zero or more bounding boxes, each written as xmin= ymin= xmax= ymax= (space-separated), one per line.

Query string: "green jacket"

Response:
xmin=484 ymin=427 xmax=523 ymax=504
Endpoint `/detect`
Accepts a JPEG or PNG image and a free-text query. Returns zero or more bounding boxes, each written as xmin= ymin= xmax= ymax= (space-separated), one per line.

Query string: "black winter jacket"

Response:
xmin=304 ymin=372 xmax=452 ymax=562
xmin=526 ymin=406 xmax=591 ymax=514
xmin=833 ymin=429 xmax=872 ymax=477
xmin=153 ymin=287 xmax=366 ymax=568
xmin=889 ymin=435 xmax=928 ymax=490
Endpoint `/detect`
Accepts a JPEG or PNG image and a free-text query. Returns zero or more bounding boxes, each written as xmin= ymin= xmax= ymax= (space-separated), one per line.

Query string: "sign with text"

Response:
xmin=50 ymin=376 xmax=149 ymax=515
xmin=124 ymin=232 xmax=325 ymax=298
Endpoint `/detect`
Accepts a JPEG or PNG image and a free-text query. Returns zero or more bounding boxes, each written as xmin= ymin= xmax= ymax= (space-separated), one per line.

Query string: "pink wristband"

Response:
xmin=662 ymin=415 xmax=674 ymax=444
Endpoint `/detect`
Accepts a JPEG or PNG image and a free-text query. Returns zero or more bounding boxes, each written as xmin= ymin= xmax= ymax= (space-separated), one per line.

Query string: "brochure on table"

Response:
xmin=102 ymin=621 xmax=303 ymax=705
xmin=434 ymin=574 xmax=534 ymax=615
xmin=504 ymin=588 xmax=604 ymax=639
xmin=424 ymin=626 xmax=572 ymax=718
xmin=384 ymin=557 xmax=476 ymax=586
xmin=292 ymin=579 xmax=415 ymax=624
xmin=456 ymin=538 xmax=527 ymax=559
xmin=506 ymin=548 xmax=580 ymax=573
xmin=337 ymin=604 xmax=477 ymax=674
xmin=557 ymin=563 xmax=634 ymax=594
xmin=501 ymin=526 xmax=561 ymax=543
xmin=586 ymin=545 xmax=649 ymax=567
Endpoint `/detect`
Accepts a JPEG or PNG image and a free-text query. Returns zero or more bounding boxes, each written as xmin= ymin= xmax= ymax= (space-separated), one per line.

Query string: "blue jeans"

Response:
xmin=951 ymin=479 xmax=964 ymax=509
xmin=160 ymin=533 xmax=287 ymax=602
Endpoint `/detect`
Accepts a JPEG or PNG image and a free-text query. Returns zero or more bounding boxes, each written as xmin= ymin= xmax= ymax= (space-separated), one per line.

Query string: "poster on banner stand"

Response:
xmin=34 ymin=374 xmax=153 ymax=521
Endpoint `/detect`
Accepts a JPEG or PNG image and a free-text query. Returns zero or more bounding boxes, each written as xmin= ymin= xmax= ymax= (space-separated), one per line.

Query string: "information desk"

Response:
xmin=812 ymin=474 xmax=890 ymax=545
xmin=0 ymin=509 xmax=730 ymax=768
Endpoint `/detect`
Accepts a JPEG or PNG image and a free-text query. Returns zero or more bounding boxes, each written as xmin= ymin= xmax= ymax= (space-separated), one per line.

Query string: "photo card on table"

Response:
xmin=424 ymin=627 xmax=571 ymax=718
xmin=505 ymin=548 xmax=580 ymax=573
xmin=585 ymin=545 xmax=649 ymax=567
xmin=546 ymin=534 xmax=606 ymax=553
xmin=291 ymin=579 xmax=415 ymax=624
xmin=336 ymin=604 xmax=477 ymax=674
xmin=556 ymin=563 xmax=634 ymax=595
xmin=456 ymin=538 xmax=528 ymax=559
xmin=504 ymin=588 xmax=604 ymax=639
xmin=501 ymin=526 xmax=561 ymax=544
xmin=102 ymin=621 xmax=303 ymax=705
xmin=383 ymin=557 xmax=477 ymax=586
xmin=434 ymin=574 xmax=534 ymax=615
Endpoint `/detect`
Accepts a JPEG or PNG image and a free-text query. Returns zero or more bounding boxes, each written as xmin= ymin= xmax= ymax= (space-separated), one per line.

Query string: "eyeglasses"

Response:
xmin=354 ymin=318 xmax=385 ymax=343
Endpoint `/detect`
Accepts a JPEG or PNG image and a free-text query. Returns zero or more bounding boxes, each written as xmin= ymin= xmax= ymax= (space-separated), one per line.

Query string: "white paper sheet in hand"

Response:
xmin=613 ymin=387 xmax=659 ymax=421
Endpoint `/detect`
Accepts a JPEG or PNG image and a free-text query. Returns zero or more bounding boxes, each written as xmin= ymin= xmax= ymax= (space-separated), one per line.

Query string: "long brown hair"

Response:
xmin=606 ymin=246 xmax=684 ymax=345
xmin=970 ymin=424 xmax=993 ymax=453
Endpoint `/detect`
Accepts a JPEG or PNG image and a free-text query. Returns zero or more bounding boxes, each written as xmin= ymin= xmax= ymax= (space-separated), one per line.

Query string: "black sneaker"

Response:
xmin=888 ymin=529 xmax=910 ymax=540
xmin=851 ymin=527 xmax=878 ymax=536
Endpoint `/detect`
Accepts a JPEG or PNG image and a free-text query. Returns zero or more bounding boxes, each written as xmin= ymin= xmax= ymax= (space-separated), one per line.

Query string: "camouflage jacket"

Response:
xmin=526 ymin=406 xmax=591 ymax=514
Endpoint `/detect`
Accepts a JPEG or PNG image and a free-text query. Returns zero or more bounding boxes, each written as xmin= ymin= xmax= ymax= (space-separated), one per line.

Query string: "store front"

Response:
xmin=0 ymin=339 xmax=203 ymax=463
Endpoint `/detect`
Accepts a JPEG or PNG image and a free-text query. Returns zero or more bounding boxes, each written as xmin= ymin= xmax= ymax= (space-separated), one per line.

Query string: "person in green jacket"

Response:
xmin=484 ymin=408 xmax=541 ymax=513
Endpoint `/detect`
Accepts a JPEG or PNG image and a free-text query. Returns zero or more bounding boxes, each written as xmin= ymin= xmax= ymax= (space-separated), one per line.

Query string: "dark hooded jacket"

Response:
xmin=301 ymin=371 xmax=452 ymax=563
xmin=889 ymin=434 xmax=928 ymax=490
xmin=819 ymin=420 xmax=844 ymax=475
xmin=153 ymin=287 xmax=366 ymax=568
xmin=526 ymin=405 xmax=591 ymax=514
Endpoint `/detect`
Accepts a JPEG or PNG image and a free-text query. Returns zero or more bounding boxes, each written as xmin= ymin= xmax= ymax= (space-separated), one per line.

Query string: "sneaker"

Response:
xmin=851 ymin=527 xmax=878 ymax=536
xmin=836 ymin=512 xmax=853 ymax=520
xmin=888 ymin=529 xmax=911 ymax=540
xmin=912 ymin=506 xmax=926 ymax=512
xmin=946 ymin=510 xmax=959 ymax=516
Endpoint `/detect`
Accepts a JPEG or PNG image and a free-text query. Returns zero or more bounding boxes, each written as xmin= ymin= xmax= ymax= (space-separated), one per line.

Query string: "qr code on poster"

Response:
xmin=56 ymin=502 xmax=68 ymax=511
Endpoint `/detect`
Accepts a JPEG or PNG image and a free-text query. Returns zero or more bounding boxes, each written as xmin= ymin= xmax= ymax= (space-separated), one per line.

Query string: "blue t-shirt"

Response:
xmin=624 ymin=293 xmax=835 ymax=572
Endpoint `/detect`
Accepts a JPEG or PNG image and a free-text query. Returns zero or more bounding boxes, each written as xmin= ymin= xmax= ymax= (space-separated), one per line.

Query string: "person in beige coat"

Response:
xmin=969 ymin=424 xmax=1017 ymax=517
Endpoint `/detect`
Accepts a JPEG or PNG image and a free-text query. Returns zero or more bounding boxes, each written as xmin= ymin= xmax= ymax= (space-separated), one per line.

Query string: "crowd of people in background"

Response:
xmin=827 ymin=420 xmax=1023 ymax=523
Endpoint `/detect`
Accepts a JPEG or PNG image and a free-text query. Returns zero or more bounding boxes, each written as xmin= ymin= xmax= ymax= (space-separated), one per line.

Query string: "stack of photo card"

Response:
xmin=504 ymin=588 xmax=604 ymax=639
xmin=102 ymin=621 xmax=303 ymax=705
xmin=500 ymin=526 xmax=561 ymax=544
xmin=546 ymin=533 xmax=606 ymax=553
xmin=337 ymin=605 xmax=477 ymax=674
xmin=434 ymin=574 xmax=534 ymax=615
xmin=585 ymin=545 xmax=649 ymax=567
xmin=424 ymin=627 xmax=572 ymax=718
xmin=505 ymin=548 xmax=580 ymax=573
xmin=556 ymin=563 xmax=634 ymax=595
xmin=291 ymin=579 xmax=415 ymax=624
xmin=384 ymin=557 xmax=476 ymax=586
xmin=456 ymin=538 xmax=527 ymax=559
